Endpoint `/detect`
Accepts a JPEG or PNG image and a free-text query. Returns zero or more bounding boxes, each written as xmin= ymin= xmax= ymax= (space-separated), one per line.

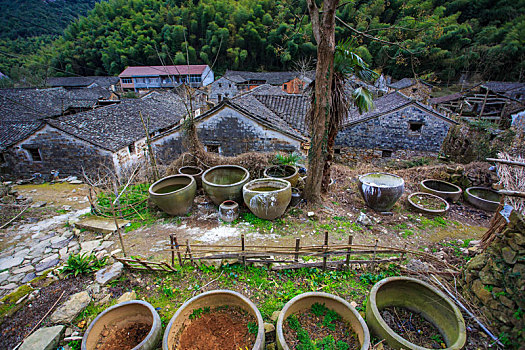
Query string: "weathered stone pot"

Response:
xmin=202 ymin=165 xmax=250 ymax=205
xmin=366 ymin=277 xmax=466 ymax=350
xmin=465 ymin=187 xmax=501 ymax=212
xmin=358 ymin=173 xmax=404 ymax=212
xmin=162 ymin=290 xmax=265 ymax=350
xmin=218 ymin=200 xmax=239 ymax=222
xmin=276 ymin=292 xmax=370 ymax=350
xmin=243 ymin=178 xmax=291 ymax=220
xmin=407 ymin=192 xmax=450 ymax=216
xmin=420 ymin=179 xmax=462 ymax=203
xmin=82 ymin=300 xmax=162 ymax=350
xmin=264 ymin=165 xmax=299 ymax=187
xmin=178 ymin=166 xmax=204 ymax=188
xmin=149 ymin=175 xmax=196 ymax=216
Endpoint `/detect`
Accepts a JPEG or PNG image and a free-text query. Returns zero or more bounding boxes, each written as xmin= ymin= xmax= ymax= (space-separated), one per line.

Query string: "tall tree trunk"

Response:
xmin=304 ymin=0 xmax=339 ymax=203
xmin=321 ymin=122 xmax=338 ymax=193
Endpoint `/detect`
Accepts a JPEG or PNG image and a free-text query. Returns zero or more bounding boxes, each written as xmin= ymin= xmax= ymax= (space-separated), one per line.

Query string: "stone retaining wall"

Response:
xmin=461 ymin=211 xmax=525 ymax=348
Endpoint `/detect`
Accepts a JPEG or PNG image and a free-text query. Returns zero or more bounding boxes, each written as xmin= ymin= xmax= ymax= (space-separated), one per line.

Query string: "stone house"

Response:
xmin=209 ymin=70 xmax=303 ymax=103
xmin=1 ymin=92 xmax=187 ymax=179
xmin=1 ymin=87 xmax=120 ymax=174
xmin=388 ymin=78 xmax=433 ymax=103
xmin=46 ymin=76 xmax=120 ymax=91
xmin=335 ymin=92 xmax=458 ymax=161
xmin=152 ymin=85 xmax=309 ymax=162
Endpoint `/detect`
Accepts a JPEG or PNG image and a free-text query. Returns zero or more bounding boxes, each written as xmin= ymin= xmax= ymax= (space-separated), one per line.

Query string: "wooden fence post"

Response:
xmin=174 ymin=235 xmax=183 ymax=266
xmin=241 ymin=234 xmax=246 ymax=266
xmin=170 ymin=234 xmax=175 ymax=267
xmin=372 ymin=239 xmax=378 ymax=269
xmin=346 ymin=235 xmax=353 ymax=270
xmin=186 ymin=239 xmax=194 ymax=265
xmin=294 ymin=238 xmax=300 ymax=263
xmin=322 ymin=231 xmax=329 ymax=271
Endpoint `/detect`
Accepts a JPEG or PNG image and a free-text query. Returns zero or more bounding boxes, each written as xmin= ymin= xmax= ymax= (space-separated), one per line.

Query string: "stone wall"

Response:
xmin=209 ymin=77 xmax=239 ymax=102
xmin=461 ymin=211 xmax=525 ymax=348
xmin=335 ymin=105 xmax=452 ymax=154
xmin=152 ymin=106 xmax=302 ymax=164
xmin=4 ymin=125 xmax=114 ymax=179
xmin=334 ymin=146 xmax=438 ymax=164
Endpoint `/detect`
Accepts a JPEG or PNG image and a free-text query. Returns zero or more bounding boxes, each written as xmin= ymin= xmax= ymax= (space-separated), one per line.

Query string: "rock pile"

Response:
xmin=461 ymin=211 xmax=525 ymax=347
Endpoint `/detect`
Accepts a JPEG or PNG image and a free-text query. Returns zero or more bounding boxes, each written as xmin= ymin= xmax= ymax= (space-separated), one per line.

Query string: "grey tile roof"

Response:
xmin=254 ymin=94 xmax=309 ymax=136
xmin=429 ymin=92 xmax=464 ymax=105
xmin=0 ymin=121 xmax=43 ymax=151
xmin=46 ymin=76 xmax=119 ymax=88
xmin=47 ymin=92 xmax=187 ymax=152
xmin=388 ymin=78 xmax=416 ymax=90
xmin=224 ymin=70 xmax=299 ymax=85
xmin=483 ymin=81 xmax=525 ymax=94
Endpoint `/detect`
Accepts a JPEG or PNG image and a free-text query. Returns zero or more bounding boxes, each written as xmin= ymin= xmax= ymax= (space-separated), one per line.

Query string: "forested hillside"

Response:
xmin=2 ymin=0 xmax=525 ymax=83
xmin=0 ymin=0 xmax=100 ymax=83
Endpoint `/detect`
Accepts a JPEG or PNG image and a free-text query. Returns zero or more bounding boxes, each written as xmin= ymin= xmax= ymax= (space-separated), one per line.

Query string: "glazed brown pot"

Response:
xmin=149 ymin=174 xmax=196 ymax=216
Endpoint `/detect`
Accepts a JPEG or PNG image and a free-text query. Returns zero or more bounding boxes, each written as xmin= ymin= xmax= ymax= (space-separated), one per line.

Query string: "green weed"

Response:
xmin=189 ymin=306 xmax=210 ymax=320
xmin=60 ymin=253 xmax=107 ymax=277
xmin=247 ymin=321 xmax=258 ymax=334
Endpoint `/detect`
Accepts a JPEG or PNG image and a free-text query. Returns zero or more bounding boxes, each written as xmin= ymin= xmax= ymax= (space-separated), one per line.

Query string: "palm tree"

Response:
xmin=308 ymin=38 xmax=377 ymax=193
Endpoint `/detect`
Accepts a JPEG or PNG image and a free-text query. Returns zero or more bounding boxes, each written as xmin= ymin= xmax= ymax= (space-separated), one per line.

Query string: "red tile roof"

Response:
xmin=119 ymin=65 xmax=209 ymax=77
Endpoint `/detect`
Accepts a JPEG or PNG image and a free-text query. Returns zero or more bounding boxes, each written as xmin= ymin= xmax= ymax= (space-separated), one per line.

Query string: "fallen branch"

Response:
xmin=0 ymin=205 xmax=30 ymax=229
xmin=12 ymin=290 xmax=66 ymax=350
xmin=431 ymin=275 xmax=504 ymax=348
xmin=487 ymin=157 xmax=525 ymax=167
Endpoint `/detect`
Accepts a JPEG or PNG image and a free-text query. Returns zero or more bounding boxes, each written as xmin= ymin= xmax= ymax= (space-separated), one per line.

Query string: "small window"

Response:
xmin=0 ymin=153 xmax=5 ymax=164
xmin=27 ymin=148 xmax=42 ymax=162
xmin=218 ymin=94 xmax=222 ymax=102
xmin=412 ymin=88 xmax=417 ymax=93
xmin=228 ymin=84 xmax=231 ymax=88
xmin=283 ymin=84 xmax=288 ymax=90
xmin=382 ymin=150 xmax=393 ymax=158
xmin=206 ymin=144 xmax=220 ymax=153
xmin=128 ymin=143 xmax=135 ymax=154
xmin=334 ymin=147 xmax=341 ymax=154
xmin=122 ymin=78 xmax=132 ymax=84
xmin=218 ymin=83 xmax=222 ymax=88
xmin=408 ymin=122 xmax=423 ymax=133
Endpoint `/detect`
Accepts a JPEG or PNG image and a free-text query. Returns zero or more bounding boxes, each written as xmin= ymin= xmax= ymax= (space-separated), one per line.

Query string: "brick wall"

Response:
xmin=4 ymin=125 xmax=114 ymax=179
xmin=335 ymin=105 xmax=452 ymax=154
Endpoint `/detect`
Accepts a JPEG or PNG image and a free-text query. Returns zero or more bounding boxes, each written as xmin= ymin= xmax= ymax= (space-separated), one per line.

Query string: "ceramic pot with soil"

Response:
xmin=420 ymin=179 xmax=462 ymax=203
xmin=465 ymin=187 xmax=501 ymax=212
xmin=357 ymin=173 xmax=404 ymax=212
xmin=178 ymin=166 xmax=204 ymax=188
xmin=163 ymin=289 xmax=265 ymax=350
xmin=202 ymin=165 xmax=250 ymax=205
xmin=366 ymin=276 xmax=466 ymax=350
xmin=276 ymin=292 xmax=370 ymax=350
xmin=218 ymin=200 xmax=239 ymax=222
xmin=149 ymin=175 xmax=196 ymax=216
xmin=81 ymin=300 xmax=162 ymax=350
xmin=407 ymin=192 xmax=450 ymax=216
xmin=264 ymin=165 xmax=300 ymax=187
xmin=243 ymin=178 xmax=292 ymax=220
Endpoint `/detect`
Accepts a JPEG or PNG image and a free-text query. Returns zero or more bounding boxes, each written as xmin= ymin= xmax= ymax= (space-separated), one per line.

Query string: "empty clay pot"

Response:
xmin=178 ymin=166 xmax=204 ymax=188
xmin=358 ymin=173 xmax=404 ymax=212
xmin=264 ymin=165 xmax=299 ymax=187
xmin=202 ymin=165 xmax=250 ymax=205
xmin=149 ymin=175 xmax=196 ymax=216
xmin=465 ymin=187 xmax=501 ymax=211
xmin=219 ymin=200 xmax=239 ymax=222
xmin=420 ymin=179 xmax=462 ymax=203
xmin=243 ymin=178 xmax=291 ymax=220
